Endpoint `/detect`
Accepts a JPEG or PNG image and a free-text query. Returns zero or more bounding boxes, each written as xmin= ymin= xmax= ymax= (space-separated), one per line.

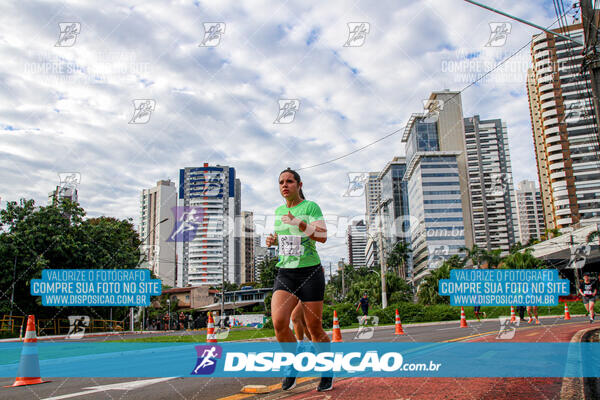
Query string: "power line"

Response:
xmin=298 ymin=11 xmax=569 ymax=171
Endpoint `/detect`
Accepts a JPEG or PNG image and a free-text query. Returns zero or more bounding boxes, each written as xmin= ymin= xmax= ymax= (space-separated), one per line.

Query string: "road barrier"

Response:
xmin=332 ymin=310 xmax=343 ymax=342
xmin=4 ymin=315 xmax=50 ymax=387
xmin=394 ymin=309 xmax=405 ymax=335
xmin=460 ymin=307 xmax=468 ymax=328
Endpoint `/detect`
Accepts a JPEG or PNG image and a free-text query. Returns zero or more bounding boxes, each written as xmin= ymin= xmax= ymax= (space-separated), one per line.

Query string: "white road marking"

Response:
xmin=41 ymin=377 xmax=175 ymax=400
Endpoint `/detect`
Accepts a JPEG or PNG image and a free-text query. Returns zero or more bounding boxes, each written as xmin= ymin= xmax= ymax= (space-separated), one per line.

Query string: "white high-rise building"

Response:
xmin=463 ymin=115 xmax=518 ymax=255
xmin=140 ymin=180 xmax=177 ymax=287
xmin=364 ymin=172 xmax=381 ymax=267
xmin=515 ymin=180 xmax=546 ymax=244
xmin=527 ymin=20 xmax=600 ymax=229
xmin=347 ymin=220 xmax=367 ymax=267
xmin=402 ymin=90 xmax=473 ymax=286
xmin=241 ymin=211 xmax=255 ymax=284
xmin=177 ymin=164 xmax=241 ymax=287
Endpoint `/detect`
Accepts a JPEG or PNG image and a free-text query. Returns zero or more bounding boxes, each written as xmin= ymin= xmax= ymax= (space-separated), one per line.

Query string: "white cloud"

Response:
xmin=0 ymin=0 xmax=566 ymax=267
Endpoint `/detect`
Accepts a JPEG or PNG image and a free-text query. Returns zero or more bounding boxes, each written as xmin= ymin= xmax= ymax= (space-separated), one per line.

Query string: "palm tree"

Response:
xmin=386 ymin=241 xmax=411 ymax=279
xmin=587 ymin=229 xmax=599 ymax=244
xmin=417 ymin=257 xmax=464 ymax=305
xmin=460 ymin=245 xmax=484 ymax=268
xmin=482 ymin=249 xmax=502 ymax=269
xmin=500 ymin=248 xmax=544 ymax=269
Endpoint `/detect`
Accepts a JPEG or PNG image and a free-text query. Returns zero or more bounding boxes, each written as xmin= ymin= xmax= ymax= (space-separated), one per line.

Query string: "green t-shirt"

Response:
xmin=274 ymin=200 xmax=324 ymax=269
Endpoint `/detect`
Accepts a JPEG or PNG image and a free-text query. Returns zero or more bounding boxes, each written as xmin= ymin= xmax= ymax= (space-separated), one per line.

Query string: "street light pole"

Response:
xmin=135 ymin=217 xmax=168 ymax=332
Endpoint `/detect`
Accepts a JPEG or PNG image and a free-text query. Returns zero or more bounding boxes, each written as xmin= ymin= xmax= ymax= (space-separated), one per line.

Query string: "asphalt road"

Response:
xmin=0 ymin=315 xmax=589 ymax=400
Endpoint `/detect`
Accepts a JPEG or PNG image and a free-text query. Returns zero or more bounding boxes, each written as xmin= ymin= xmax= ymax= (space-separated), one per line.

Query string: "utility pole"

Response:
xmin=580 ymin=0 xmax=600 ymax=129
xmin=338 ymin=259 xmax=346 ymax=298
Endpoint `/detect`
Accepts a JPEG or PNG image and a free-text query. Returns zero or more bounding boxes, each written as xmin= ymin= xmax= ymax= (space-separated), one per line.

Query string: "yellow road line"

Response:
xmin=217 ymin=377 xmax=317 ymax=400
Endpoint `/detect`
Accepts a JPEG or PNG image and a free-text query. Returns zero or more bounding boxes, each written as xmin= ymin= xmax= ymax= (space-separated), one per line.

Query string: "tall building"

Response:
xmin=364 ymin=172 xmax=381 ymax=267
xmin=527 ymin=20 xmax=600 ymax=230
xmin=378 ymin=157 xmax=412 ymax=278
xmin=463 ymin=115 xmax=518 ymax=254
xmin=241 ymin=211 xmax=255 ymax=284
xmin=515 ymin=180 xmax=546 ymax=244
xmin=48 ymin=186 xmax=78 ymax=205
xmin=365 ymin=172 xmax=382 ymax=229
xmin=402 ymin=90 xmax=473 ymax=286
xmin=177 ymin=164 xmax=241 ymax=287
xmin=347 ymin=220 xmax=367 ymax=267
xmin=140 ymin=180 xmax=177 ymax=287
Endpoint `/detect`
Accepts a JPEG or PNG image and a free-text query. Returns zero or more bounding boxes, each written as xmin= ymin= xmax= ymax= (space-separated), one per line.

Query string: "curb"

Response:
xmin=559 ymin=326 xmax=599 ymax=400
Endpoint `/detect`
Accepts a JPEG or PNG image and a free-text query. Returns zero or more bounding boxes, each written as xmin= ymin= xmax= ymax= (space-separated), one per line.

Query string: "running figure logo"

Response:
xmin=344 ymin=22 xmax=370 ymax=47
xmin=55 ymin=23 xmax=81 ymax=47
xmin=485 ymin=22 xmax=511 ymax=47
xmin=129 ymin=99 xmax=156 ymax=124
xmin=343 ymin=172 xmax=369 ymax=197
xmin=354 ymin=316 xmax=379 ymax=340
xmin=496 ymin=316 xmax=519 ymax=340
xmin=191 ymin=345 xmax=223 ymax=375
xmin=58 ymin=172 xmax=81 ymax=190
xmin=274 ymin=99 xmax=300 ymax=124
xmin=199 ymin=23 xmax=225 ymax=47
xmin=168 ymin=206 xmax=205 ymax=242
xmin=66 ymin=315 xmax=90 ymax=339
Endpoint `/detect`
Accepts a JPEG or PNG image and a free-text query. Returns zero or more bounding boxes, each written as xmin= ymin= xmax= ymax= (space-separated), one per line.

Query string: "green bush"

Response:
xmin=263 ymin=318 xmax=273 ymax=329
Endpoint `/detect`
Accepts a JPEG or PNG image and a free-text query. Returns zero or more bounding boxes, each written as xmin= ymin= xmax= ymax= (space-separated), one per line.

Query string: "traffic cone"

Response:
xmin=564 ymin=303 xmax=571 ymax=320
xmin=4 ymin=315 xmax=50 ymax=387
xmin=206 ymin=312 xmax=217 ymax=343
xmin=331 ymin=310 xmax=343 ymax=342
xmin=460 ymin=307 xmax=468 ymax=328
xmin=394 ymin=309 xmax=405 ymax=335
xmin=510 ymin=306 xmax=516 ymax=323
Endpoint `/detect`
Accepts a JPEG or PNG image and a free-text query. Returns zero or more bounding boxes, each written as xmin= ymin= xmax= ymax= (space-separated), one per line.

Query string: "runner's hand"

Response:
xmin=266 ymin=233 xmax=278 ymax=247
xmin=281 ymin=212 xmax=300 ymax=226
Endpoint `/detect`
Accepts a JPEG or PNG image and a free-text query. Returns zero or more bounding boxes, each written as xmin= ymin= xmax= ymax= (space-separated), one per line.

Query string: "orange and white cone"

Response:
xmin=4 ymin=315 xmax=50 ymax=387
xmin=206 ymin=312 xmax=217 ymax=343
xmin=460 ymin=307 xmax=468 ymax=328
xmin=332 ymin=310 xmax=343 ymax=342
xmin=394 ymin=309 xmax=405 ymax=335
xmin=564 ymin=303 xmax=571 ymax=320
xmin=510 ymin=306 xmax=516 ymax=323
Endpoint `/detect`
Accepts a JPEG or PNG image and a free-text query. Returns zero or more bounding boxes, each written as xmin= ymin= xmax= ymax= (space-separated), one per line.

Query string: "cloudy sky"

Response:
xmin=0 ymin=0 xmax=576 ymax=267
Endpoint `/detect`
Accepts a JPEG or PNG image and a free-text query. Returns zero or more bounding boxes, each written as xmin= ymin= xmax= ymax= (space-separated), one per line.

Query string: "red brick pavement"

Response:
xmin=279 ymin=321 xmax=592 ymax=400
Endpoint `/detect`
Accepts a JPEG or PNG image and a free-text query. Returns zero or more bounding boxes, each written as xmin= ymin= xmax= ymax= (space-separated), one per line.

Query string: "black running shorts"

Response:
xmin=583 ymin=296 xmax=597 ymax=304
xmin=273 ymin=264 xmax=325 ymax=302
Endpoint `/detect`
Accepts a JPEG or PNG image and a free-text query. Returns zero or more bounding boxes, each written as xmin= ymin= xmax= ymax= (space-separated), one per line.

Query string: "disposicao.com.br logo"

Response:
xmin=189 ymin=345 xmax=442 ymax=377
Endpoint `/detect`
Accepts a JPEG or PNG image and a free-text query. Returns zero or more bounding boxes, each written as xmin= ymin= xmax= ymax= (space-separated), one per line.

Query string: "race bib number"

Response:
xmin=279 ymin=235 xmax=303 ymax=256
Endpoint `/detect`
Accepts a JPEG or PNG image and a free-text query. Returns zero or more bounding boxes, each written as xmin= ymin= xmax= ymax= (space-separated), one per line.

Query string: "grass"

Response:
xmin=115 ymin=328 xmax=276 ymax=343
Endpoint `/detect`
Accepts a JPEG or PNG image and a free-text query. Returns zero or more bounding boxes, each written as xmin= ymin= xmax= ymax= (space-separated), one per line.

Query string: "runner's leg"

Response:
xmin=271 ymin=290 xmax=299 ymax=343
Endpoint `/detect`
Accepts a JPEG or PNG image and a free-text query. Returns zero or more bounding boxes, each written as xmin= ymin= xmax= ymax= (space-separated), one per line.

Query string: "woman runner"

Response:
xmin=267 ymin=168 xmax=332 ymax=392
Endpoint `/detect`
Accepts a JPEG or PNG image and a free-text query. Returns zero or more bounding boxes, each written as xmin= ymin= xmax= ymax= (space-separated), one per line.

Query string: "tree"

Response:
xmin=500 ymin=248 xmax=545 ymax=269
xmin=417 ymin=256 xmax=463 ymax=305
xmin=460 ymin=245 xmax=484 ymax=268
xmin=386 ymin=241 xmax=411 ymax=279
xmin=258 ymin=257 xmax=278 ymax=288
xmin=0 ymin=198 xmax=142 ymax=319
xmin=482 ymin=249 xmax=503 ymax=269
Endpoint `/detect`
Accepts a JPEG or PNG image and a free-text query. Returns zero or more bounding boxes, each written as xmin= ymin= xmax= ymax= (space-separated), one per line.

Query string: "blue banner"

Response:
xmin=30 ymin=269 xmax=162 ymax=306
xmin=438 ymin=269 xmax=570 ymax=306
xmin=0 ymin=342 xmax=598 ymax=378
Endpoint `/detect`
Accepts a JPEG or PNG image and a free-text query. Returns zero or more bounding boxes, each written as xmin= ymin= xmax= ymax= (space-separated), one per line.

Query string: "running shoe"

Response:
xmin=317 ymin=377 xmax=333 ymax=392
xmin=527 ymin=318 xmax=532 ymax=324
xmin=282 ymin=376 xmax=296 ymax=391
xmin=535 ymin=318 xmax=540 ymax=324
xmin=591 ymin=318 xmax=594 ymax=324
